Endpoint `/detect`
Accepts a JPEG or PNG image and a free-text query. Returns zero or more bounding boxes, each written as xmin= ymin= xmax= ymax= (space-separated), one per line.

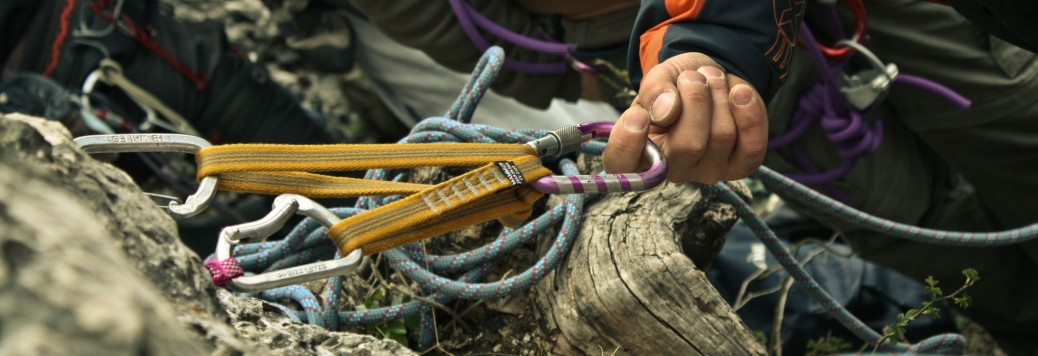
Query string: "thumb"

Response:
xmin=603 ymin=105 xmax=652 ymax=174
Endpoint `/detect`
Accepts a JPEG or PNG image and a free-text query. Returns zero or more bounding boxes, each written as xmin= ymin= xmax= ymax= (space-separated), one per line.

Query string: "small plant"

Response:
xmin=752 ymin=330 xmax=769 ymax=347
xmin=355 ymin=288 xmax=421 ymax=346
xmin=876 ymin=268 xmax=980 ymax=349
xmin=806 ymin=332 xmax=852 ymax=356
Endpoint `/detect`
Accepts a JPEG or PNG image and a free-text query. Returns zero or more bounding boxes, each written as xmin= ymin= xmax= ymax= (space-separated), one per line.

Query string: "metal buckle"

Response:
xmin=836 ymin=40 xmax=899 ymax=112
xmin=526 ymin=121 xmax=668 ymax=194
xmin=74 ymin=133 xmax=219 ymax=219
xmin=214 ymin=194 xmax=364 ymax=293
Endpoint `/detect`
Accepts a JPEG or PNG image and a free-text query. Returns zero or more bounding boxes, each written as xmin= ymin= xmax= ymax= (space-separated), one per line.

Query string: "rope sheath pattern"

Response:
xmin=205 ymin=47 xmax=1035 ymax=353
xmin=216 ymin=117 xmax=1037 ymax=353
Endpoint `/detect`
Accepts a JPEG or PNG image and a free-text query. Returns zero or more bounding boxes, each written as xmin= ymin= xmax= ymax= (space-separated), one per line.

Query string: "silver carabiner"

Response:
xmin=214 ymin=194 xmax=364 ymax=292
xmin=526 ymin=121 xmax=668 ymax=194
xmin=81 ymin=59 xmax=201 ymax=135
xmin=74 ymin=133 xmax=218 ymax=219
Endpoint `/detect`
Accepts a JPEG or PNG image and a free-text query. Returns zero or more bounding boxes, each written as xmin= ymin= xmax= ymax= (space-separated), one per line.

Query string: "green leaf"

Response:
xmin=404 ymin=315 xmax=421 ymax=330
xmin=889 ymin=327 xmax=906 ymax=344
xmin=388 ymin=323 xmax=407 ymax=335
xmin=954 ymin=293 xmax=973 ymax=309
xmin=364 ymin=289 xmax=384 ymax=308
xmin=389 ymin=332 xmax=408 ymax=346
xmin=753 ymin=331 xmax=768 ymax=346
xmin=925 ymin=276 xmax=938 ymax=288
xmin=962 ymin=268 xmax=980 ymax=284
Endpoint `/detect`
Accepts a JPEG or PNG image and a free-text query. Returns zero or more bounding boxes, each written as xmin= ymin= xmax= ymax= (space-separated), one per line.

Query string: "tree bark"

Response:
xmin=534 ymin=178 xmax=766 ymax=355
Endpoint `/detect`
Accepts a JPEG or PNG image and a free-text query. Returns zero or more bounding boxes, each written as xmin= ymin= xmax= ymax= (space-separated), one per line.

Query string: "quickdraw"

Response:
xmin=76 ymin=119 xmax=666 ymax=290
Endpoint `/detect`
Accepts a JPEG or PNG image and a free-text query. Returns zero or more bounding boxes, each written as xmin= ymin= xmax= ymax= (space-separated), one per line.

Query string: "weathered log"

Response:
xmin=535 ymin=177 xmax=766 ymax=355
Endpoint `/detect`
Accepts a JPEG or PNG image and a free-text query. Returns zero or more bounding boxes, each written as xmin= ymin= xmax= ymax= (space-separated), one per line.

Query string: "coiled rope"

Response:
xmin=213 ymin=46 xmax=1038 ymax=354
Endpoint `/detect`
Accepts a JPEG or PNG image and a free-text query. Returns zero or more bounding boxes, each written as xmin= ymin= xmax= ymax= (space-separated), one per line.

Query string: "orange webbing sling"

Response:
xmin=195 ymin=143 xmax=552 ymax=255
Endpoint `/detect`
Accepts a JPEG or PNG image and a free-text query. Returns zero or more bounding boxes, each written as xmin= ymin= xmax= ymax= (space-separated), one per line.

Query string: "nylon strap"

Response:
xmin=195 ymin=142 xmax=552 ymax=254
xmin=329 ymin=155 xmax=552 ymax=255
xmin=195 ymin=143 xmax=537 ymax=197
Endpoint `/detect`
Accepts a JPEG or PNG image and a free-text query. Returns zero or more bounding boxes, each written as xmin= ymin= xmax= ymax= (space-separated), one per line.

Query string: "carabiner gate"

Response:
xmin=74 ymin=133 xmax=218 ymax=218
xmin=526 ymin=121 xmax=667 ymax=194
xmin=212 ymin=194 xmax=364 ymax=293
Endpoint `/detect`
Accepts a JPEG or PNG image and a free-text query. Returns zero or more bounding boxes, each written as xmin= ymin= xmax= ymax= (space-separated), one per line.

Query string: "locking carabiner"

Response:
xmin=526 ymin=121 xmax=667 ymax=194
xmin=211 ymin=194 xmax=364 ymax=292
xmin=74 ymin=133 xmax=218 ymax=218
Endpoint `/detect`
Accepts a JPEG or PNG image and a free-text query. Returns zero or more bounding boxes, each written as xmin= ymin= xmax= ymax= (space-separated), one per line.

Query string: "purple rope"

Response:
xmin=447 ymin=0 xmax=571 ymax=74
xmin=895 ymin=74 xmax=972 ymax=110
xmin=771 ymin=22 xmax=973 ymax=195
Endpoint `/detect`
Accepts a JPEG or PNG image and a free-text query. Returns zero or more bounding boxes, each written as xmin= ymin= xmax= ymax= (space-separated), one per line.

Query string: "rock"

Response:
xmin=0 ymin=113 xmax=413 ymax=355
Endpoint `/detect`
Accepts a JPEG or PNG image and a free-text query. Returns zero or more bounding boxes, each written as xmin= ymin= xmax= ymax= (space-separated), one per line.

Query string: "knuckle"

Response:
xmin=710 ymin=129 xmax=738 ymax=148
xmin=670 ymin=139 xmax=708 ymax=158
xmin=681 ymin=85 xmax=711 ymax=105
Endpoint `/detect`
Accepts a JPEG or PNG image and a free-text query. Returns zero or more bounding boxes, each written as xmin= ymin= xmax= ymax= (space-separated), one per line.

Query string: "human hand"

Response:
xmin=603 ymin=53 xmax=768 ymax=184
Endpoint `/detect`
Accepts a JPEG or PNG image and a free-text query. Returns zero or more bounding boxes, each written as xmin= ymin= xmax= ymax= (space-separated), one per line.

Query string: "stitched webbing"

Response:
xmin=329 ymin=155 xmax=552 ymax=256
xmin=195 ymin=143 xmax=537 ymax=197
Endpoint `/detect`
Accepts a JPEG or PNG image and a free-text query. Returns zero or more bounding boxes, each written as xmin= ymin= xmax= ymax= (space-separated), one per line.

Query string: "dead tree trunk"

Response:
xmin=534 ymin=180 xmax=766 ymax=355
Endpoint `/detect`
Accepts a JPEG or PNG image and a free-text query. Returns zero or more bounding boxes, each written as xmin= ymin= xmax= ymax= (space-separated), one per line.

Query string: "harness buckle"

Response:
xmin=213 ymin=194 xmax=364 ymax=292
xmin=526 ymin=121 xmax=668 ymax=194
xmin=836 ymin=40 xmax=899 ymax=112
xmin=74 ymin=133 xmax=218 ymax=218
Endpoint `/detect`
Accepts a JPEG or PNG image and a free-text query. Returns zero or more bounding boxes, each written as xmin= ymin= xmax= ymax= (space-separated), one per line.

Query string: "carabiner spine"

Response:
xmin=225 ymin=249 xmax=363 ymax=293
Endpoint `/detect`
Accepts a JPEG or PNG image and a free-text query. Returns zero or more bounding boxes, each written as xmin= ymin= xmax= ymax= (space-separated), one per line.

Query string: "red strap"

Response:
xmin=42 ymin=0 xmax=77 ymax=77
xmin=88 ymin=0 xmax=211 ymax=91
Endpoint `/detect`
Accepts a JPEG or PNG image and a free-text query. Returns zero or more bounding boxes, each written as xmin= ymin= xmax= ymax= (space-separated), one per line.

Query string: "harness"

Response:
xmin=770 ymin=0 xmax=972 ymax=201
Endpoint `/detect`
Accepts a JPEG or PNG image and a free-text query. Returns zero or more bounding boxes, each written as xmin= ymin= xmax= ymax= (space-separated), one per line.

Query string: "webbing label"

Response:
xmin=495 ymin=161 xmax=524 ymax=187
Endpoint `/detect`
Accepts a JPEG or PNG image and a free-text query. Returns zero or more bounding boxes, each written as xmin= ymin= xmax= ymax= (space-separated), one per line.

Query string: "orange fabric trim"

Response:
xmin=638 ymin=0 xmax=705 ymax=79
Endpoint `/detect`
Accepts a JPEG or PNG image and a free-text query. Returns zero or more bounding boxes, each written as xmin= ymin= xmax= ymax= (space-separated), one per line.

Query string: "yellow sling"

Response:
xmin=194 ymin=143 xmax=551 ymax=255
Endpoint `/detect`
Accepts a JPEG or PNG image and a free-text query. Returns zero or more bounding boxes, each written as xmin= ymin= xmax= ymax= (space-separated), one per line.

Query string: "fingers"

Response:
xmin=624 ymin=52 xmax=768 ymax=185
xmin=603 ymin=105 xmax=651 ymax=174
xmin=687 ymin=66 xmax=737 ymax=184
xmin=663 ymin=69 xmax=712 ymax=182
xmin=726 ymin=83 xmax=768 ymax=179
xmin=634 ymin=53 xmax=719 ymax=127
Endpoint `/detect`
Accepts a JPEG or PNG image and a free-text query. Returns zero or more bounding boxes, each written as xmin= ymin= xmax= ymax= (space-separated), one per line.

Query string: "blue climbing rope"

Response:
xmin=211 ymin=46 xmax=1038 ymax=354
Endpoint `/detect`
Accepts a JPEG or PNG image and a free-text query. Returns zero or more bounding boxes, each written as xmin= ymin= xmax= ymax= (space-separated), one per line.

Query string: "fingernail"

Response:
xmin=649 ymin=91 xmax=675 ymax=122
xmin=622 ymin=106 xmax=650 ymax=132
xmin=697 ymin=66 xmax=724 ymax=79
xmin=731 ymin=84 xmax=755 ymax=107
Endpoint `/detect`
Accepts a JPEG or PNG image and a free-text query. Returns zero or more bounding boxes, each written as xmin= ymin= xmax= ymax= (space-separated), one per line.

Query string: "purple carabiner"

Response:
xmin=527 ymin=121 xmax=668 ymax=194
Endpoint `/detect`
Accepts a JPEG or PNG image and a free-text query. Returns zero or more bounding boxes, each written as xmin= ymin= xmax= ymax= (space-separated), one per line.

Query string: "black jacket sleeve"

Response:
xmin=628 ymin=0 xmax=806 ymax=102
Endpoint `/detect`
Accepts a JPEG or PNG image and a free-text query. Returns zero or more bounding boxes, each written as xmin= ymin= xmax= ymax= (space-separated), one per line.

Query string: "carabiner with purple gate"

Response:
xmin=526 ymin=121 xmax=667 ymax=194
